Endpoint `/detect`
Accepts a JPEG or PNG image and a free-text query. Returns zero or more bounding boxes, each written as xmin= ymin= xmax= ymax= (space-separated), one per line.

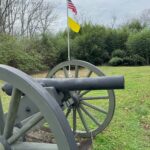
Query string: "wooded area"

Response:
xmin=0 ymin=0 xmax=150 ymax=73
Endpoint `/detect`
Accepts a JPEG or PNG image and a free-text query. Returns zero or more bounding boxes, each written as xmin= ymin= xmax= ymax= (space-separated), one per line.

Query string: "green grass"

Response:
xmin=92 ymin=66 xmax=150 ymax=150
xmin=0 ymin=66 xmax=150 ymax=150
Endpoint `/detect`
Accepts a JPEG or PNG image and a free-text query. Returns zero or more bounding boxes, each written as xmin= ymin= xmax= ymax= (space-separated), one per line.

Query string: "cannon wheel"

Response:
xmin=0 ymin=65 xmax=77 ymax=150
xmin=47 ymin=60 xmax=115 ymax=138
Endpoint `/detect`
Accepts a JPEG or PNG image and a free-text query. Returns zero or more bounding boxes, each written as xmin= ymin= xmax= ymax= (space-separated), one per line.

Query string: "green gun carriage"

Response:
xmin=0 ymin=60 xmax=124 ymax=150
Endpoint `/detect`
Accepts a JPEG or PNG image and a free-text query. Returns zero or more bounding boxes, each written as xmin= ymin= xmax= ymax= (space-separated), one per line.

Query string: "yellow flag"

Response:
xmin=68 ymin=17 xmax=80 ymax=33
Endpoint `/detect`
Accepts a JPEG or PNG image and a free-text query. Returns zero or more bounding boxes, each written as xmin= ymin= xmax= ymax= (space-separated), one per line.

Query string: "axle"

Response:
xmin=2 ymin=76 xmax=124 ymax=96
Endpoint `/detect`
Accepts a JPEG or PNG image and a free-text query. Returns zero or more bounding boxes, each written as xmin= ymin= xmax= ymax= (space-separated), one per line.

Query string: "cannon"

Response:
xmin=2 ymin=76 xmax=124 ymax=95
xmin=0 ymin=60 xmax=125 ymax=150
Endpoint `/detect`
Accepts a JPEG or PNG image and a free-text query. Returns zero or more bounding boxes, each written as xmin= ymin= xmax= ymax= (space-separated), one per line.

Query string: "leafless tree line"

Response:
xmin=140 ymin=9 xmax=150 ymax=26
xmin=0 ymin=0 xmax=57 ymax=37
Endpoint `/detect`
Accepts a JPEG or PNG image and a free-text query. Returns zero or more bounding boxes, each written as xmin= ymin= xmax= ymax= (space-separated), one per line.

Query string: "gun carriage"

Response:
xmin=0 ymin=60 xmax=124 ymax=150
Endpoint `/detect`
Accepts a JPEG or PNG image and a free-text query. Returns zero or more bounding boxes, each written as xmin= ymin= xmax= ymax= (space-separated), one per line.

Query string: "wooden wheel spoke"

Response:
xmin=75 ymin=65 xmax=79 ymax=78
xmin=77 ymin=108 xmax=89 ymax=133
xmin=3 ymin=88 xmax=22 ymax=139
xmin=81 ymin=101 xmax=108 ymax=115
xmin=77 ymin=70 xmax=92 ymax=95
xmin=80 ymin=96 xmax=109 ymax=100
xmin=80 ymin=104 xmax=101 ymax=126
xmin=66 ymin=108 xmax=71 ymax=118
xmin=52 ymin=74 xmax=56 ymax=78
xmin=0 ymin=97 xmax=5 ymax=135
xmin=86 ymin=70 xmax=93 ymax=77
xmin=63 ymin=67 xmax=69 ymax=78
xmin=73 ymin=108 xmax=76 ymax=133
xmin=8 ymin=112 xmax=43 ymax=144
xmin=79 ymin=90 xmax=91 ymax=97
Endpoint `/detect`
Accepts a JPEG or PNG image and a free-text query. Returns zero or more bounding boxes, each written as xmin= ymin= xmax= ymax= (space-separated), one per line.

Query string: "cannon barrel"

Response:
xmin=38 ymin=76 xmax=124 ymax=91
xmin=2 ymin=76 xmax=124 ymax=96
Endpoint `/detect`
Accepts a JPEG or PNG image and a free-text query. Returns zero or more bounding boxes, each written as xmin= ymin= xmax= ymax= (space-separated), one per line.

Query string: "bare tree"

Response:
xmin=6 ymin=0 xmax=20 ymax=35
xmin=25 ymin=0 xmax=43 ymax=37
xmin=38 ymin=1 xmax=57 ymax=34
xmin=0 ymin=0 xmax=58 ymax=37
xmin=0 ymin=0 xmax=16 ymax=33
xmin=110 ymin=15 xmax=117 ymax=29
xmin=140 ymin=9 xmax=150 ymax=26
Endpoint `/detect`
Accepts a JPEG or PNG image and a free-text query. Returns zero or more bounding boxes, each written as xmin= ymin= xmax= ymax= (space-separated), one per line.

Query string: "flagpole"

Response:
xmin=66 ymin=0 xmax=71 ymax=62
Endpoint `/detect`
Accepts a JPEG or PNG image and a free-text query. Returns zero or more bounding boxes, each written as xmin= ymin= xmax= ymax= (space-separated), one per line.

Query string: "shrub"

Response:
xmin=132 ymin=54 xmax=146 ymax=65
xmin=0 ymin=34 xmax=47 ymax=73
xmin=72 ymin=26 xmax=109 ymax=65
xmin=123 ymin=55 xmax=146 ymax=66
xmin=124 ymin=19 xmax=145 ymax=32
xmin=16 ymin=51 xmax=48 ymax=73
xmin=35 ymin=34 xmax=59 ymax=67
xmin=126 ymin=29 xmax=150 ymax=65
xmin=109 ymin=57 xmax=123 ymax=66
xmin=112 ymin=49 xmax=126 ymax=58
xmin=123 ymin=57 xmax=135 ymax=66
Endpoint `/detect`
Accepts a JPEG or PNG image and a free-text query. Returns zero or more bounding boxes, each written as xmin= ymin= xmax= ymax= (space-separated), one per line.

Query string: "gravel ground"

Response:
xmin=25 ymin=127 xmax=93 ymax=150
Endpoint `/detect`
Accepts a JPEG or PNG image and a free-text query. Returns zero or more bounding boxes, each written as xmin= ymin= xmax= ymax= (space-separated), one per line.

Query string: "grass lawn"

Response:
xmin=92 ymin=66 xmax=150 ymax=150
xmin=33 ymin=66 xmax=150 ymax=149
xmin=0 ymin=66 xmax=150 ymax=150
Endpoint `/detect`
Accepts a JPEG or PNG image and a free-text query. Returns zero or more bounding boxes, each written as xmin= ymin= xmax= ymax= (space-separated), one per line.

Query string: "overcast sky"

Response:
xmin=51 ymin=0 xmax=150 ymax=32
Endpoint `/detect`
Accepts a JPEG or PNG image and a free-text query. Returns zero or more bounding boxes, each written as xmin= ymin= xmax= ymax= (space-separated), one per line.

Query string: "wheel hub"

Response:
xmin=71 ymin=93 xmax=80 ymax=106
